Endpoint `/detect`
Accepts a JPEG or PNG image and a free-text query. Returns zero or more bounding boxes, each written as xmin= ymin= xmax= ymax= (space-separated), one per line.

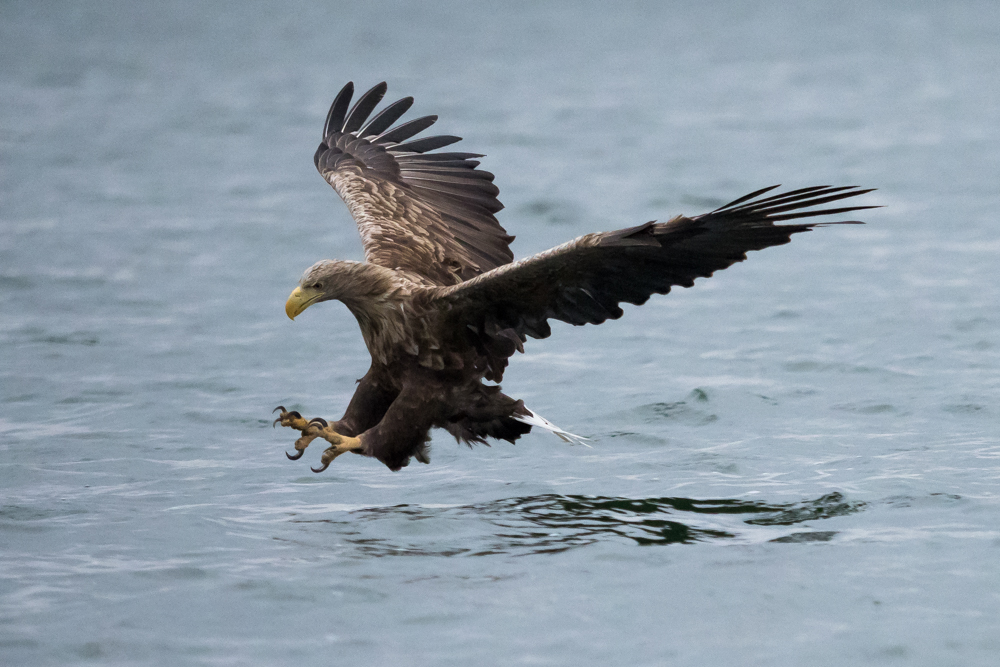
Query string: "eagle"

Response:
xmin=273 ymin=81 xmax=874 ymax=472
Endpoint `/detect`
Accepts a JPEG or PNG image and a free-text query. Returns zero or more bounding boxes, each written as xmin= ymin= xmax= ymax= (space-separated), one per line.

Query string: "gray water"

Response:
xmin=2 ymin=1 xmax=1000 ymax=665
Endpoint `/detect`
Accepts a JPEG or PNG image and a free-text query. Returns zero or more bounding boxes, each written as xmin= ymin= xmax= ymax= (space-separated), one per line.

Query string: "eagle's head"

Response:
xmin=285 ymin=260 xmax=401 ymax=320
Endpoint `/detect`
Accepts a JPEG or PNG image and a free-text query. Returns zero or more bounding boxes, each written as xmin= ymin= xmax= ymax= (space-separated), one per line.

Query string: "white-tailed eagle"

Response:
xmin=273 ymin=82 xmax=874 ymax=472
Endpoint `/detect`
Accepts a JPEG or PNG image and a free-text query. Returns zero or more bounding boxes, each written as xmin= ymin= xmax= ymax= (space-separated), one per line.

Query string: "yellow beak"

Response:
xmin=285 ymin=286 xmax=323 ymax=320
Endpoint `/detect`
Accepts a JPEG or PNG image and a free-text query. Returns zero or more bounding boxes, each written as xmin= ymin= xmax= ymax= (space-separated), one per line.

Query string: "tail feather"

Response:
xmin=514 ymin=408 xmax=590 ymax=446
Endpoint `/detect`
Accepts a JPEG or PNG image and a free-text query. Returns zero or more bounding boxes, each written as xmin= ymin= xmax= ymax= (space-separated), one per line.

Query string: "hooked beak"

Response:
xmin=285 ymin=286 xmax=323 ymax=320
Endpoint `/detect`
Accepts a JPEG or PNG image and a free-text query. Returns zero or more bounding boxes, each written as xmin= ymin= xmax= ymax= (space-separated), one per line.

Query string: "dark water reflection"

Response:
xmin=288 ymin=492 xmax=865 ymax=557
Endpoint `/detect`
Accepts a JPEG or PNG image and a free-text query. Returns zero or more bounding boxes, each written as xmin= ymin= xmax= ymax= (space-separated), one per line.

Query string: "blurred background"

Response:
xmin=2 ymin=1 xmax=999 ymax=665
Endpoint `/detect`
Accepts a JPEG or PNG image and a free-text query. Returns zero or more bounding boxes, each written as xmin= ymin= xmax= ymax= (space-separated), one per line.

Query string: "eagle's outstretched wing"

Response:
xmin=434 ymin=185 xmax=875 ymax=381
xmin=314 ymin=82 xmax=514 ymax=286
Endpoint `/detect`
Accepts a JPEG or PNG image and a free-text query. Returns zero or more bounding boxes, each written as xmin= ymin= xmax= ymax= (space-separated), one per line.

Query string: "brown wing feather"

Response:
xmin=434 ymin=185 xmax=876 ymax=381
xmin=315 ymin=82 xmax=514 ymax=286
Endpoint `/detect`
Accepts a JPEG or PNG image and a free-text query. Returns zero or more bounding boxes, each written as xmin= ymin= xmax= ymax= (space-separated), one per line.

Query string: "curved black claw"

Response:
xmin=311 ymin=461 xmax=330 ymax=473
xmin=272 ymin=406 xmax=303 ymax=426
xmin=309 ymin=417 xmax=328 ymax=428
xmin=286 ymin=449 xmax=305 ymax=461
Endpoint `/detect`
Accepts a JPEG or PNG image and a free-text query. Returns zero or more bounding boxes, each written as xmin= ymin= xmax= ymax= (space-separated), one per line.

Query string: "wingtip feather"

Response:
xmin=324 ymin=82 xmax=355 ymax=137
xmin=343 ymin=82 xmax=388 ymax=134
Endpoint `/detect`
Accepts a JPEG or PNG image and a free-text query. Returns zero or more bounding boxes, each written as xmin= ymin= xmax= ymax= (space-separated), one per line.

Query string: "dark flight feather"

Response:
xmin=323 ymin=82 xmax=354 ymax=138
xmin=342 ymin=82 xmax=387 ymax=134
xmin=375 ymin=115 xmax=439 ymax=145
xmin=393 ymin=135 xmax=463 ymax=154
xmin=359 ymin=96 xmax=414 ymax=137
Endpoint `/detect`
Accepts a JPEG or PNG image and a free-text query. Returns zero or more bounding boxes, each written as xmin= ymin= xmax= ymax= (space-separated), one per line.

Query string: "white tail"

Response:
xmin=514 ymin=408 xmax=591 ymax=446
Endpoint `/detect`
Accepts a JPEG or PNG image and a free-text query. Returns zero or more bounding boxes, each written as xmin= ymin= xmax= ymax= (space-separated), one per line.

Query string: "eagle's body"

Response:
xmin=284 ymin=259 xmax=543 ymax=470
xmin=274 ymin=82 xmax=875 ymax=472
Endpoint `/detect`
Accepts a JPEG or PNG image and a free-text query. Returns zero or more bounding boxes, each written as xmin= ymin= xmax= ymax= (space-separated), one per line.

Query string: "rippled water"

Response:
xmin=3 ymin=1 xmax=1000 ymax=665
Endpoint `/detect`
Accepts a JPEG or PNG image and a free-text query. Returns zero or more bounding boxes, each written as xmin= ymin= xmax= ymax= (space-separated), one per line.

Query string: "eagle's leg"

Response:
xmin=273 ymin=369 xmax=397 ymax=466
xmin=273 ymin=408 xmax=363 ymax=468
xmin=302 ymin=417 xmax=364 ymax=473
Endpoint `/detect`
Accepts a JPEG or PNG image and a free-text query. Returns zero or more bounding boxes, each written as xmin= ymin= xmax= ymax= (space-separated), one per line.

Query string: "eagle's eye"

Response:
xmin=311 ymin=283 xmax=323 ymax=291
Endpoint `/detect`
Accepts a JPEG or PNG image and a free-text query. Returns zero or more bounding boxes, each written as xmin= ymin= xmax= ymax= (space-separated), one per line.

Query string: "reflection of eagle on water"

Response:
xmin=273 ymin=82 xmax=874 ymax=472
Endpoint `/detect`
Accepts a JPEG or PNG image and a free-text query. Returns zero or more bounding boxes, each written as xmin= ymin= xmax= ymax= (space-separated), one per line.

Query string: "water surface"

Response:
xmin=2 ymin=1 xmax=1000 ymax=665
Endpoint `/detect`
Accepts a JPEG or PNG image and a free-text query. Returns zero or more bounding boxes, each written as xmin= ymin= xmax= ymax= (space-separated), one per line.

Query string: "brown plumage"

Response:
xmin=274 ymin=81 xmax=876 ymax=472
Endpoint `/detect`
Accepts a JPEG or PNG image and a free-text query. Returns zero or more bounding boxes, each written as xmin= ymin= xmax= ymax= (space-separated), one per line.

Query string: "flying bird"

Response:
xmin=273 ymin=81 xmax=874 ymax=472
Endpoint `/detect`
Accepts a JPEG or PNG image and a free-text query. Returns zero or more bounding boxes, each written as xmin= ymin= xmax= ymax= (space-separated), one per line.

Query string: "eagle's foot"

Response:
xmin=273 ymin=408 xmax=363 ymax=470
xmin=308 ymin=418 xmax=364 ymax=473
xmin=273 ymin=406 xmax=323 ymax=460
